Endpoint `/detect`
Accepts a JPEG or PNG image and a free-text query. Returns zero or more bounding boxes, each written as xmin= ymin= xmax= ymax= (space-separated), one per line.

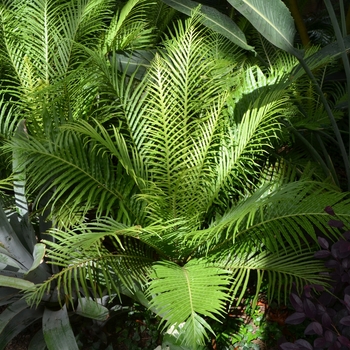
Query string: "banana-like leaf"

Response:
xmin=228 ymin=0 xmax=301 ymax=57
xmin=42 ymin=306 xmax=79 ymax=350
xmin=13 ymin=120 xmax=29 ymax=219
xmin=0 ymin=287 xmax=21 ymax=306
xmin=162 ymin=0 xmax=253 ymax=51
xmin=76 ymin=298 xmax=109 ymax=321
xmin=0 ymin=275 xmax=34 ymax=290
xmin=25 ymin=243 xmax=46 ymax=275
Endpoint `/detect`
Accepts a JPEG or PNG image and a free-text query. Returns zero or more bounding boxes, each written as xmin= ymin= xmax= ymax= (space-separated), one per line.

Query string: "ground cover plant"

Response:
xmin=1 ymin=0 xmax=350 ymax=349
xmin=280 ymin=208 xmax=350 ymax=349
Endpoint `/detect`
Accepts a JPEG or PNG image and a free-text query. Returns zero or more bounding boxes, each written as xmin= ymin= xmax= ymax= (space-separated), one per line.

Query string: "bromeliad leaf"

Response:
xmin=76 ymin=298 xmax=109 ymax=321
xmin=228 ymin=0 xmax=301 ymax=57
xmin=25 ymin=243 xmax=45 ymax=276
xmin=42 ymin=306 xmax=78 ymax=350
xmin=0 ymin=275 xmax=34 ymax=290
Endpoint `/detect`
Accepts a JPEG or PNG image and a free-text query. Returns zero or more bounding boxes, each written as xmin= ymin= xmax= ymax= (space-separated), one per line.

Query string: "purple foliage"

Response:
xmin=280 ymin=207 xmax=350 ymax=350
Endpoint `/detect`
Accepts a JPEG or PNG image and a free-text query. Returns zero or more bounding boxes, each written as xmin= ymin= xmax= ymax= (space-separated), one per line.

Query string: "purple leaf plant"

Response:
xmin=280 ymin=208 xmax=350 ymax=350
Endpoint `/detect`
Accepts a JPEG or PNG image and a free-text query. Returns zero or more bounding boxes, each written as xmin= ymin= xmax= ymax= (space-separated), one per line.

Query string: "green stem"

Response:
xmin=296 ymin=57 xmax=350 ymax=190
xmin=340 ymin=0 xmax=347 ymax=36
xmin=323 ymin=0 xmax=350 ymax=190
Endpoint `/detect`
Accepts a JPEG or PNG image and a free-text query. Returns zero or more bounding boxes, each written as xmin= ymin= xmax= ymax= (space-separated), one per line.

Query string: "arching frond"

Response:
xmin=25 ymin=225 xmax=156 ymax=307
xmin=214 ymin=247 xmax=329 ymax=306
xmin=190 ymin=181 xmax=350 ymax=252
xmin=7 ymin=128 xmax=140 ymax=225
xmin=101 ymin=0 xmax=156 ymax=53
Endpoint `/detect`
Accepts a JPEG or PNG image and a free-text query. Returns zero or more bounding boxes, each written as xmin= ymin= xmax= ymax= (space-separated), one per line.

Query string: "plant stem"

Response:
xmin=323 ymin=0 xmax=350 ymax=190
xmin=287 ymin=0 xmax=310 ymax=47
xmin=297 ymin=57 xmax=350 ymax=190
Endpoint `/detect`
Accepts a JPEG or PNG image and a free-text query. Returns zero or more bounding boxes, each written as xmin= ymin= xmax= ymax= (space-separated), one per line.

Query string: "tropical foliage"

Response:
xmin=0 ymin=0 xmax=350 ymax=349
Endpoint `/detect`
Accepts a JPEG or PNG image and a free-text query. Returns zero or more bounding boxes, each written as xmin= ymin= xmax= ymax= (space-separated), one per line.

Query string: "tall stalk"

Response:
xmin=296 ymin=57 xmax=350 ymax=189
xmin=323 ymin=0 xmax=350 ymax=190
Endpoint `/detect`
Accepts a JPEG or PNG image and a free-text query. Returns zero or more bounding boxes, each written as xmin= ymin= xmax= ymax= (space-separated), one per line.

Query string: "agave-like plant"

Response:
xmin=0 ymin=0 xmax=170 ymax=133
xmin=7 ymin=13 xmax=350 ymax=348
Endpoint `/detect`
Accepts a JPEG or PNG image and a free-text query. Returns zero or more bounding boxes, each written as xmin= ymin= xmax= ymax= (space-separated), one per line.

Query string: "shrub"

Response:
xmin=280 ymin=207 xmax=350 ymax=349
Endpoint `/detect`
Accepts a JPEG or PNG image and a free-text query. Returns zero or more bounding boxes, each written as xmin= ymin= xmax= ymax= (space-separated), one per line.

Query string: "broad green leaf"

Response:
xmin=0 ymin=299 xmax=28 ymax=333
xmin=228 ymin=0 xmax=300 ymax=56
xmin=43 ymin=306 xmax=79 ymax=350
xmin=25 ymin=243 xmax=45 ymax=275
xmin=162 ymin=0 xmax=254 ymax=51
xmin=0 ymin=287 xmax=20 ymax=307
xmin=0 ymin=307 xmax=43 ymax=350
xmin=0 ymin=275 xmax=34 ymax=290
xmin=112 ymin=50 xmax=155 ymax=80
xmin=28 ymin=330 xmax=46 ymax=350
xmin=76 ymin=298 xmax=109 ymax=321
xmin=11 ymin=120 xmax=37 ymax=253
xmin=0 ymin=252 xmax=24 ymax=273
xmin=13 ymin=120 xmax=29 ymax=219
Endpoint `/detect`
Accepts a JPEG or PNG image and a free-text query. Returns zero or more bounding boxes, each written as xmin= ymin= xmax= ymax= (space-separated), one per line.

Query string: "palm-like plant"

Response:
xmin=8 ymin=14 xmax=350 ymax=348
xmin=0 ymin=0 xmax=171 ymax=131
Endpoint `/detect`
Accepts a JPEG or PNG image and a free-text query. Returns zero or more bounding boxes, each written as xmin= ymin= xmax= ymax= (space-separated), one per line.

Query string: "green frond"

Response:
xmin=215 ymin=247 xmax=329 ymax=306
xmin=101 ymin=0 xmax=156 ymax=53
xmin=147 ymin=259 xmax=230 ymax=347
xmin=7 ymin=128 xmax=139 ymax=225
xmin=190 ymin=180 xmax=350 ymax=252
xmin=25 ymin=227 xmax=155 ymax=307
xmin=0 ymin=98 xmax=18 ymax=140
